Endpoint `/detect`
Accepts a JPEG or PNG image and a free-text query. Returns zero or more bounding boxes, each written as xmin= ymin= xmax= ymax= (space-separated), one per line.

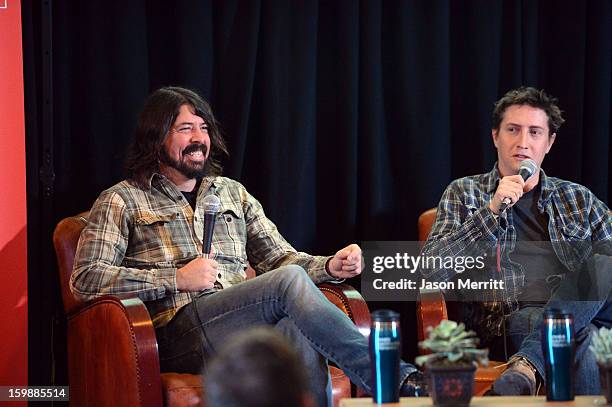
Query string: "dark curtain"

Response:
xmin=23 ymin=0 xmax=611 ymax=386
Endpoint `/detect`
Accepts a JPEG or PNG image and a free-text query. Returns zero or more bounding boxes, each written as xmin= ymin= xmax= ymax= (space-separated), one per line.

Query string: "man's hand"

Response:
xmin=489 ymin=175 xmax=526 ymax=215
xmin=327 ymin=244 xmax=362 ymax=279
xmin=176 ymin=257 xmax=219 ymax=291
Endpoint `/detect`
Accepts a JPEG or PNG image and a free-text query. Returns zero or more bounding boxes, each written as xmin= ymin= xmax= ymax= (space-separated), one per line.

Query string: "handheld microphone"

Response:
xmin=499 ymin=159 xmax=538 ymax=212
xmin=202 ymin=194 xmax=221 ymax=258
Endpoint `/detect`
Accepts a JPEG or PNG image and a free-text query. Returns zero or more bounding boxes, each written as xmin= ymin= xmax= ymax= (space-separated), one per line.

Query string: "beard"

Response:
xmin=160 ymin=143 xmax=208 ymax=179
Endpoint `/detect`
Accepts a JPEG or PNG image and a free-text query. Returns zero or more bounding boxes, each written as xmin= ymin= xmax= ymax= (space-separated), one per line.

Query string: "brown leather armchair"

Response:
xmin=416 ymin=208 xmax=506 ymax=396
xmin=53 ymin=212 xmax=371 ymax=407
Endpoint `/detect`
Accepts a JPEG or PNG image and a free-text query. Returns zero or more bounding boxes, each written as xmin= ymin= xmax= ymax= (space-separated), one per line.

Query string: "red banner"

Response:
xmin=0 ymin=0 xmax=28 ymax=388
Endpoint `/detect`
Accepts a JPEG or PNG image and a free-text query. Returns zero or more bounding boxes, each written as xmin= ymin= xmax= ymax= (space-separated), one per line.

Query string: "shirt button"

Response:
xmin=226 ymin=216 xmax=232 ymax=223
xmin=217 ymin=273 xmax=222 ymax=278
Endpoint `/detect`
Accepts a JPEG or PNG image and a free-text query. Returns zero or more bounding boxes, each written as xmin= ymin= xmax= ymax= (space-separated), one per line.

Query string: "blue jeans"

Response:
xmin=155 ymin=265 xmax=416 ymax=407
xmin=510 ymin=255 xmax=612 ymax=395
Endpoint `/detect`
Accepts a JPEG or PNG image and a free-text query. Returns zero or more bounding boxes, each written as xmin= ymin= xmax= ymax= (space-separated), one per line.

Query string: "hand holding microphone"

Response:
xmin=176 ymin=257 xmax=219 ymax=291
xmin=489 ymin=159 xmax=538 ymax=215
xmin=176 ymin=195 xmax=221 ymax=291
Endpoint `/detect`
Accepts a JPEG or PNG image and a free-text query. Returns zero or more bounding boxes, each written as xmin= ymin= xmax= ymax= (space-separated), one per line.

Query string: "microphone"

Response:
xmin=499 ymin=159 xmax=538 ymax=213
xmin=202 ymin=194 xmax=221 ymax=258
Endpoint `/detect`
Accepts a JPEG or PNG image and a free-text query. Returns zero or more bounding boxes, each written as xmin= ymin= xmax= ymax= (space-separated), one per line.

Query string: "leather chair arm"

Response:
xmin=65 ymin=284 xmax=368 ymax=407
xmin=415 ymin=289 xmax=504 ymax=394
xmin=416 ymin=288 xmax=447 ymax=351
xmin=67 ymin=295 xmax=162 ymax=407
xmin=317 ymin=283 xmax=371 ymax=337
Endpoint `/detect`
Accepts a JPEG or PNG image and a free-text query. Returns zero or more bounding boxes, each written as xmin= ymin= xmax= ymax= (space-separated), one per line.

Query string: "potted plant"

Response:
xmin=589 ymin=326 xmax=612 ymax=404
xmin=416 ymin=320 xmax=488 ymax=407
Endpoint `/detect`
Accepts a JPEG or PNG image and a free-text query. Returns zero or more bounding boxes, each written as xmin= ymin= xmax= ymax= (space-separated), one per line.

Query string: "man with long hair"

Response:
xmin=71 ymin=87 xmax=420 ymax=406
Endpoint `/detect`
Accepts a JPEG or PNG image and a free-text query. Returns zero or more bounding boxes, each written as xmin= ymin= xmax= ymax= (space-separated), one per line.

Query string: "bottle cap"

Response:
xmin=372 ymin=309 xmax=400 ymax=322
xmin=543 ymin=308 xmax=573 ymax=319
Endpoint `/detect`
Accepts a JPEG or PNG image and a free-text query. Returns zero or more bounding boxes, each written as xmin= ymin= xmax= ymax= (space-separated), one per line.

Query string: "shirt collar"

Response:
xmin=144 ymin=172 xmax=170 ymax=192
xmin=145 ymin=172 xmax=220 ymax=195
xmin=197 ymin=176 xmax=218 ymax=198
xmin=538 ymin=169 xmax=555 ymax=207
xmin=484 ymin=163 xmax=502 ymax=194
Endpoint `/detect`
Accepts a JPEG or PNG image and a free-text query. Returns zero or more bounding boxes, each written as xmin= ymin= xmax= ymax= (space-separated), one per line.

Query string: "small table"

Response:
xmin=339 ymin=396 xmax=608 ymax=407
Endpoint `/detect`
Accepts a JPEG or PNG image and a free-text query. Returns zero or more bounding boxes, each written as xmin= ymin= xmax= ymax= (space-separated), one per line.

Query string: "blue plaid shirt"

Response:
xmin=421 ymin=164 xmax=611 ymax=313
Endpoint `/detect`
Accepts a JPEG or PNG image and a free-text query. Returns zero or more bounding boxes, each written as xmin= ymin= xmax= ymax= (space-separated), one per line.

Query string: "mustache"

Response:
xmin=182 ymin=143 xmax=208 ymax=156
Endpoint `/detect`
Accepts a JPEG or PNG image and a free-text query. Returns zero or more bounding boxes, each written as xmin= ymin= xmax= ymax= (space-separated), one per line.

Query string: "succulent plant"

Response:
xmin=415 ymin=320 xmax=489 ymax=367
xmin=589 ymin=326 xmax=612 ymax=365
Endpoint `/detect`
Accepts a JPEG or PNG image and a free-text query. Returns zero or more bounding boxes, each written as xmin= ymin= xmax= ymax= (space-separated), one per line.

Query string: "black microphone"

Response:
xmin=499 ymin=159 xmax=538 ymax=213
xmin=202 ymin=194 xmax=221 ymax=258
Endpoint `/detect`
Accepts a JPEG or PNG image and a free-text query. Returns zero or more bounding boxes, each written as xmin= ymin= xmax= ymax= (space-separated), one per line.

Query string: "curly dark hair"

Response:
xmin=492 ymin=87 xmax=565 ymax=135
xmin=124 ymin=87 xmax=229 ymax=187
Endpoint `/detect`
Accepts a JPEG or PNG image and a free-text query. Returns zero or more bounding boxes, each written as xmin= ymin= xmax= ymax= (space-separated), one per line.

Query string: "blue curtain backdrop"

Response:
xmin=23 ymin=0 xmax=611 ymax=386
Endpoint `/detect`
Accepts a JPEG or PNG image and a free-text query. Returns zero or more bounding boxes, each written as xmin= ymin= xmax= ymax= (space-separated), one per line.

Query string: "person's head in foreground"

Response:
xmin=205 ymin=327 xmax=313 ymax=407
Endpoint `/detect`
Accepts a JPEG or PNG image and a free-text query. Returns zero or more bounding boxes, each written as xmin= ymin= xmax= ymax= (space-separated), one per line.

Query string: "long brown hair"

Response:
xmin=124 ymin=87 xmax=229 ymax=187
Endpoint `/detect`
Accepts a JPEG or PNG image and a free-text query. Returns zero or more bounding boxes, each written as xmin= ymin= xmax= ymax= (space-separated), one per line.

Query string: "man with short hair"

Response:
xmin=71 ymin=86 xmax=420 ymax=406
xmin=421 ymin=87 xmax=611 ymax=395
xmin=205 ymin=327 xmax=313 ymax=407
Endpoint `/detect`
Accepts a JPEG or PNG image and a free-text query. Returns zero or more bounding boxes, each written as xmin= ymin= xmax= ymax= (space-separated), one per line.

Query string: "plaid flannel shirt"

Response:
xmin=71 ymin=174 xmax=333 ymax=327
xmin=421 ymin=164 xmax=612 ymax=312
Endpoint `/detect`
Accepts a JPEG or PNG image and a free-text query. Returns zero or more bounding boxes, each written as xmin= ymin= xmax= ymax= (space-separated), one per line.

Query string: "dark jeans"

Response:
xmin=509 ymin=255 xmax=612 ymax=395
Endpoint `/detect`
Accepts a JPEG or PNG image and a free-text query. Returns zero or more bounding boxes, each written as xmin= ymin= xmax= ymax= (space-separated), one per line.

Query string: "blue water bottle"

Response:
xmin=370 ymin=309 xmax=401 ymax=404
xmin=541 ymin=308 xmax=575 ymax=401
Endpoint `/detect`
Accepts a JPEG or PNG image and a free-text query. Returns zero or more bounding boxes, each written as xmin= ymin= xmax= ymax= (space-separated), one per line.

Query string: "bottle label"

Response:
xmin=377 ymin=337 xmax=400 ymax=350
xmin=550 ymin=334 xmax=569 ymax=347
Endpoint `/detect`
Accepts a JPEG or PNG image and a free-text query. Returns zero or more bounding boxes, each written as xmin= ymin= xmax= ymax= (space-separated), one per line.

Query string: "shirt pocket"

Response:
xmin=559 ymin=222 xmax=592 ymax=266
xmin=214 ymin=206 xmax=248 ymax=262
xmin=135 ymin=213 xmax=178 ymax=226
xmin=130 ymin=211 xmax=182 ymax=263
